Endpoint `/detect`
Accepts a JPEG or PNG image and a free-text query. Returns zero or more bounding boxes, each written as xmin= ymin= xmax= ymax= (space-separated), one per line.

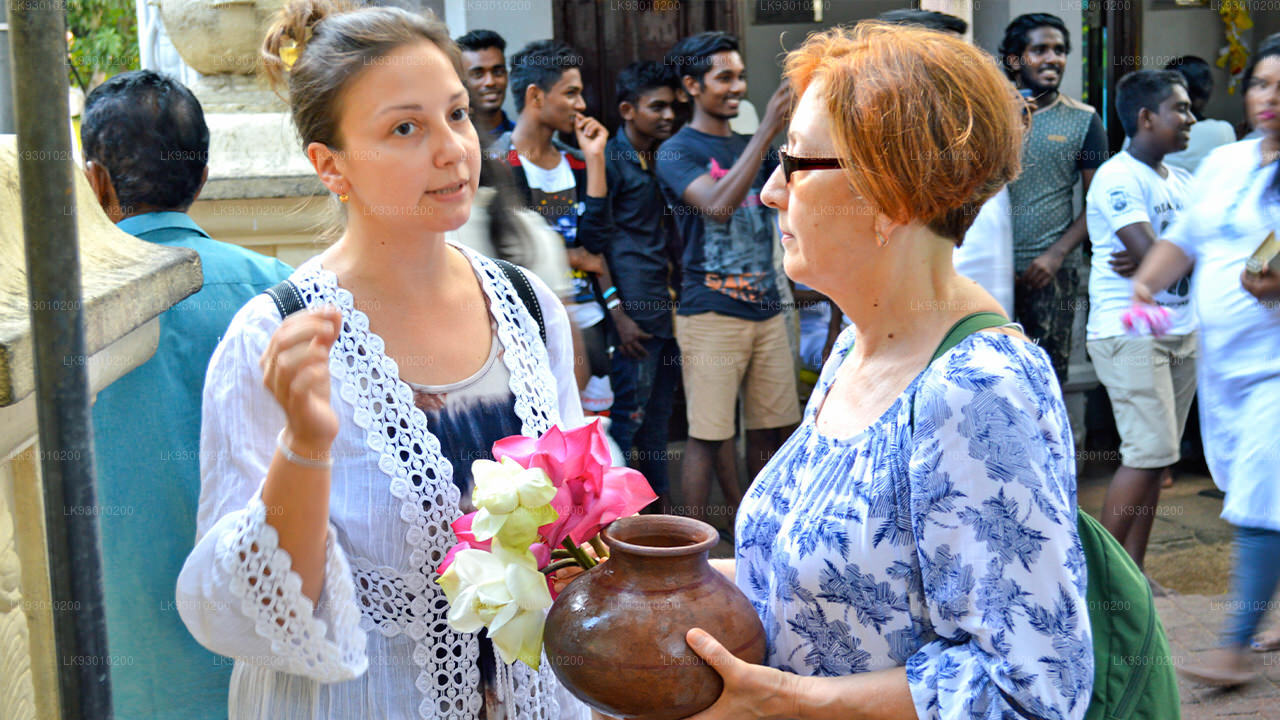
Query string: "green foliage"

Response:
xmin=65 ymin=0 xmax=139 ymax=93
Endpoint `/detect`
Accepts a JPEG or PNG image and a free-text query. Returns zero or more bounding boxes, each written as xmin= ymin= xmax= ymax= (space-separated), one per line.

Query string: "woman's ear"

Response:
xmin=874 ymin=214 xmax=905 ymax=247
xmin=306 ymin=142 xmax=349 ymax=197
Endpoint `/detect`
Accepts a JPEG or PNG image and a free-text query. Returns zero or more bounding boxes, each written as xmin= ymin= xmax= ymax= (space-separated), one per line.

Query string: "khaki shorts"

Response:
xmin=675 ymin=312 xmax=802 ymax=441
xmin=1087 ymin=333 xmax=1198 ymax=469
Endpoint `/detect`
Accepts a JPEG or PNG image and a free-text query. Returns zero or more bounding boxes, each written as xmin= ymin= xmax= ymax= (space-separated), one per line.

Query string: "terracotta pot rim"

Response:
xmin=601 ymin=515 xmax=719 ymax=557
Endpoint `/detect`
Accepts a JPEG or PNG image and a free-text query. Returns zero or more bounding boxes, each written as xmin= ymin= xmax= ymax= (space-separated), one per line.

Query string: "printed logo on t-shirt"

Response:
xmin=704 ymin=271 xmax=771 ymax=304
xmin=1109 ymin=188 xmax=1129 ymax=213
xmin=708 ymin=158 xmax=765 ymax=208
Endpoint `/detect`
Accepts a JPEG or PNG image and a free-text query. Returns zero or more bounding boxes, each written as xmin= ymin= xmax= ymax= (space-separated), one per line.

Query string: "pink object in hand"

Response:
xmin=1121 ymin=303 xmax=1172 ymax=337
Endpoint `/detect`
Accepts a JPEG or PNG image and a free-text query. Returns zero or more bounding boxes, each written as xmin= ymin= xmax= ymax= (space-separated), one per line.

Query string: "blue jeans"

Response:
xmin=608 ymin=335 xmax=679 ymax=497
xmin=1222 ymin=525 xmax=1280 ymax=648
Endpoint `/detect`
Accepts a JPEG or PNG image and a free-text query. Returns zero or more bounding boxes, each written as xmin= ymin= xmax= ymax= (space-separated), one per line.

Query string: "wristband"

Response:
xmin=606 ymin=297 xmax=622 ymax=311
xmin=276 ymin=429 xmax=333 ymax=469
xmin=602 ymin=286 xmax=618 ymax=300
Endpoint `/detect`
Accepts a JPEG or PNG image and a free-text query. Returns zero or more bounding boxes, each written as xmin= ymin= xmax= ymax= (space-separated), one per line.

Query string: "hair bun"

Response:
xmin=261 ymin=0 xmax=352 ymax=89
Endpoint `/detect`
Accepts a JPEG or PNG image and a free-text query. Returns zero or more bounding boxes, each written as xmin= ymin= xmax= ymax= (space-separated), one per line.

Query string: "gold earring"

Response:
xmin=338 ymin=192 xmax=349 ymax=203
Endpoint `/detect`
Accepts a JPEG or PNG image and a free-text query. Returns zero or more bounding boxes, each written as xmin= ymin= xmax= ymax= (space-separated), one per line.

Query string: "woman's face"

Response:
xmin=760 ymin=80 xmax=869 ymax=291
xmin=1247 ymin=56 xmax=1280 ymax=138
xmin=320 ymin=41 xmax=481 ymax=234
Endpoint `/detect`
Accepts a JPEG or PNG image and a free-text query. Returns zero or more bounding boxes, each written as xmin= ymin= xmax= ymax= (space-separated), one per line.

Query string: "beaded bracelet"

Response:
xmin=276 ymin=429 xmax=333 ymax=469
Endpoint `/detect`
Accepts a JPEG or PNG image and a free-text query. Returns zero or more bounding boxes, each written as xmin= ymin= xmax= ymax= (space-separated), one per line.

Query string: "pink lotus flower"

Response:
xmin=493 ymin=419 xmax=657 ymax=547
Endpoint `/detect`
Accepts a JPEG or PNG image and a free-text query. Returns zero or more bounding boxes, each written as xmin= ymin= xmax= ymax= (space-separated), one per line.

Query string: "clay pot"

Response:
xmin=543 ymin=515 xmax=766 ymax=720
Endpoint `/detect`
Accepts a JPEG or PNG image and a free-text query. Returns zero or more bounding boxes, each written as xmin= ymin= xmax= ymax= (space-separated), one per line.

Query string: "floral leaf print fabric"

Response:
xmin=735 ymin=327 xmax=1091 ymax=720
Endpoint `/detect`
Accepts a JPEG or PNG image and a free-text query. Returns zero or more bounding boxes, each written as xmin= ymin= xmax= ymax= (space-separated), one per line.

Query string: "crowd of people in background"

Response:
xmin=76 ymin=3 xmax=1280 ymax=718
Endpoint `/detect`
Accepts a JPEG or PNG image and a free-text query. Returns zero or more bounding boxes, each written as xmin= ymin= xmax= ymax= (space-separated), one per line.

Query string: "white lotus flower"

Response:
xmin=436 ymin=542 xmax=553 ymax=669
xmin=470 ymin=457 xmax=559 ymax=549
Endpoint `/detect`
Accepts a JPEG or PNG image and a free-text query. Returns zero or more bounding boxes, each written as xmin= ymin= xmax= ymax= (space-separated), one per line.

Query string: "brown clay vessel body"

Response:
xmin=543 ymin=515 xmax=766 ymax=720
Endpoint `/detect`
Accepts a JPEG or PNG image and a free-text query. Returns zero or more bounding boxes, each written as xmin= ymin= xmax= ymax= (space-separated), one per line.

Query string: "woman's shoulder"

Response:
xmin=915 ymin=329 xmax=1061 ymax=411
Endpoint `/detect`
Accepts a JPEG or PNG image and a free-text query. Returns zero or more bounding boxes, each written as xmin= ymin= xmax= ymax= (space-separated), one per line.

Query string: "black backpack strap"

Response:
xmin=493 ymin=258 xmax=546 ymax=344
xmin=264 ymin=280 xmax=306 ymax=319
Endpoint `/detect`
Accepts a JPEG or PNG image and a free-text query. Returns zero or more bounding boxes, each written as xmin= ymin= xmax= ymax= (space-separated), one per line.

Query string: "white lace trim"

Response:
xmin=212 ymin=493 xmax=368 ymax=683
xmin=288 ymin=249 xmax=562 ymax=718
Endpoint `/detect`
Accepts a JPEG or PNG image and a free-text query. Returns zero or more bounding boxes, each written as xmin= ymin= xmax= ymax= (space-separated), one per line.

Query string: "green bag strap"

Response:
xmin=911 ymin=311 xmax=1020 ymax=436
xmin=929 ymin=311 xmax=1015 ymax=364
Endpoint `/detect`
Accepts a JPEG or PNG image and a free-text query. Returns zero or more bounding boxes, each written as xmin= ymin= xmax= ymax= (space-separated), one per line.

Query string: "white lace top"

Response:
xmin=176 ymin=244 xmax=589 ymax=719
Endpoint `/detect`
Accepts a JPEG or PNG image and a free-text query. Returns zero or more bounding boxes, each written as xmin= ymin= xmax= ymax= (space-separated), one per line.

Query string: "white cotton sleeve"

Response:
xmin=175 ymin=295 xmax=368 ymax=683
xmin=1093 ymin=168 xmax=1154 ymax=235
xmin=528 ymin=269 xmax=585 ymax=428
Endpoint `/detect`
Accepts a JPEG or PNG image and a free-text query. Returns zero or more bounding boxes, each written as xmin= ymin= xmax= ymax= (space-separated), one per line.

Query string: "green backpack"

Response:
xmin=917 ymin=312 xmax=1181 ymax=720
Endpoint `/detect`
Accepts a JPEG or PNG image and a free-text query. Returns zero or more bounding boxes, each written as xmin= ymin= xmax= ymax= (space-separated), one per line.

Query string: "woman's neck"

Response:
xmin=322 ymin=213 xmax=454 ymax=299
xmin=828 ymin=227 xmax=972 ymax=359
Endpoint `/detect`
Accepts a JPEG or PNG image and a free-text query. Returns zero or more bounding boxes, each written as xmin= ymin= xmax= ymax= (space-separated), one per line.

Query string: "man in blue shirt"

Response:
xmin=81 ymin=70 xmax=293 ymax=720
xmin=656 ymin=33 xmax=799 ymax=522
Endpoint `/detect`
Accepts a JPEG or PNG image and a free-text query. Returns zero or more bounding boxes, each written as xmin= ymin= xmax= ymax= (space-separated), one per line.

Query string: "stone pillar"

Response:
xmin=0 ymin=134 xmax=201 ymax=720
xmin=161 ymin=0 xmax=330 ymax=267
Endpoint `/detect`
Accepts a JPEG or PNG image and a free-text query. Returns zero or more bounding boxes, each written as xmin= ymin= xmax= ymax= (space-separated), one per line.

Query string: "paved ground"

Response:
xmin=1156 ymin=592 xmax=1280 ymax=720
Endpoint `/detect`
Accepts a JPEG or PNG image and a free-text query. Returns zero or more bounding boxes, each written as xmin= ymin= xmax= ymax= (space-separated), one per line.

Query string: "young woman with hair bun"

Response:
xmin=174 ymin=2 xmax=589 ymax=717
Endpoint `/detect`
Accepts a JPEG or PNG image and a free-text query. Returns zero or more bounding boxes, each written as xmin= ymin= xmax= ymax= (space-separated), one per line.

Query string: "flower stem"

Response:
xmin=589 ymin=536 xmax=609 ymax=560
xmin=561 ymin=538 xmax=597 ymax=569
xmin=541 ymin=558 xmax=580 ymax=575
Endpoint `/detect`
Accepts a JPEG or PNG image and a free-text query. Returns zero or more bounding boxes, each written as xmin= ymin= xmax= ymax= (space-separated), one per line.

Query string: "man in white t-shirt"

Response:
xmin=1086 ymin=69 xmax=1198 ymax=568
xmin=487 ymin=40 xmax=617 ymax=411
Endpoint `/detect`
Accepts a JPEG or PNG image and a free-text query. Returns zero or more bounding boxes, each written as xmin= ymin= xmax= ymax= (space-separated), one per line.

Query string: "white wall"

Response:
xmin=1143 ymin=0 xmax=1251 ymax=130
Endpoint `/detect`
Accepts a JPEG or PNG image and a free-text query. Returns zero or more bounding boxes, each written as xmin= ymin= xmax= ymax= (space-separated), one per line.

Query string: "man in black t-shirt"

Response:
xmin=604 ymin=62 xmax=682 ymax=510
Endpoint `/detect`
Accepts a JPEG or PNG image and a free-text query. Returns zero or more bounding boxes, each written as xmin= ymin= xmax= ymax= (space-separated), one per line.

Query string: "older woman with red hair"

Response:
xmin=681 ymin=24 xmax=1092 ymax=720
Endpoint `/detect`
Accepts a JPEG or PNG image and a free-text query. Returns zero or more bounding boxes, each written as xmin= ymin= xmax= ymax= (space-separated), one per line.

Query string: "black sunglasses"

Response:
xmin=779 ymin=148 xmax=843 ymax=183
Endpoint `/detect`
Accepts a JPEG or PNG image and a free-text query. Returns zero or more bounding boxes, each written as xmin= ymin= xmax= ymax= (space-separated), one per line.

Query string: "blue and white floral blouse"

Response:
xmin=735 ymin=326 xmax=1092 ymax=720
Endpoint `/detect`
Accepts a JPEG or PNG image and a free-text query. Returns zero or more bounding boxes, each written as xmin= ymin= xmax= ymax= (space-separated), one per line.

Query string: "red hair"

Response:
xmin=784 ymin=23 xmax=1024 ymax=244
